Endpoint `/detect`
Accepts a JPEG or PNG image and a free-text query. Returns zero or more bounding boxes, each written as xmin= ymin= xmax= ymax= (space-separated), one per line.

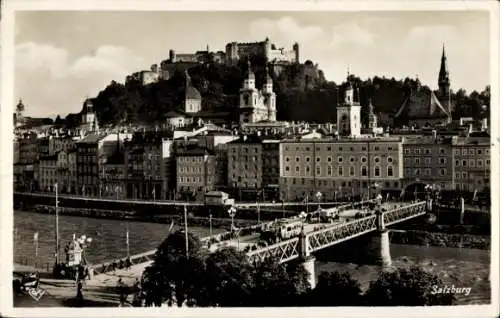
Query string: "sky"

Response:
xmin=13 ymin=10 xmax=490 ymax=118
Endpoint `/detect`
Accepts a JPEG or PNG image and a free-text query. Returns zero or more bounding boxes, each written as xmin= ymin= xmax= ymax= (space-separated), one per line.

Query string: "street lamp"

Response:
xmin=315 ymin=191 xmax=323 ymax=209
xmin=228 ymin=206 xmax=237 ymax=230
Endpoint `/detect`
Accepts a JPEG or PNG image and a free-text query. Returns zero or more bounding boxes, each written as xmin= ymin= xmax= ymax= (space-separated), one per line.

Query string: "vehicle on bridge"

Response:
xmin=259 ymin=218 xmax=304 ymax=244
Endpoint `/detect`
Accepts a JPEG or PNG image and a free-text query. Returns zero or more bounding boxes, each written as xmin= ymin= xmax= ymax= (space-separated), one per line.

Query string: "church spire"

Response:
xmin=438 ymin=43 xmax=450 ymax=96
xmin=247 ymin=59 xmax=255 ymax=80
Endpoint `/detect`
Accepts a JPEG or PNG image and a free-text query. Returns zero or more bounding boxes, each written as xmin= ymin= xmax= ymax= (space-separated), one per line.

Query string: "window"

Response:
xmin=478 ymin=149 xmax=483 ymax=155
xmin=361 ymin=157 xmax=367 ymax=163
xmin=374 ymin=166 xmax=381 ymax=177
xmin=462 ymin=160 xmax=467 ymax=167
xmin=362 ymin=146 xmax=367 ymax=151
xmin=350 ymin=147 xmax=354 ymax=151
xmin=469 ymin=159 xmax=475 ymax=168
xmin=387 ymin=157 xmax=393 ymax=163
xmin=305 ymin=157 xmax=311 ymax=163
xmin=404 ymin=149 xmax=411 ymax=154
xmin=306 ymin=147 xmax=310 ymax=151
xmin=455 ymin=172 xmax=460 ymax=179
xmin=374 ymin=146 xmax=380 ymax=151
xmin=415 ymin=158 xmax=421 ymax=165
xmin=316 ymin=166 xmax=321 ymax=175
xmin=486 ymin=159 xmax=490 ymax=165
xmin=477 ymin=159 xmax=483 ymax=166
xmin=349 ymin=156 xmax=355 ymax=163
xmin=374 ymin=157 xmax=380 ymax=163
xmin=361 ymin=166 xmax=368 ymax=176
xmin=327 ymin=147 xmax=332 ymax=151
xmin=440 ymin=168 xmax=446 ymax=176
xmin=285 ymin=166 xmax=290 ymax=172
xmin=414 ymin=169 xmax=420 ymax=176
xmin=469 ymin=149 xmax=475 ymax=155
xmin=388 ymin=146 xmax=393 ymax=151
xmin=338 ymin=167 xmax=343 ymax=177
xmin=338 ymin=156 xmax=343 ymax=163
xmin=295 ymin=157 xmax=300 ymax=162
xmin=461 ymin=149 xmax=467 ymax=155
xmin=453 ymin=149 xmax=460 ymax=155
xmin=439 ymin=148 xmax=446 ymax=154
xmin=327 ymin=156 xmax=332 ymax=162
xmin=327 ymin=166 xmax=333 ymax=176
xmin=295 ymin=166 xmax=300 ymax=173
xmin=306 ymin=166 xmax=311 ymax=174
xmin=455 ymin=160 xmax=460 ymax=166
xmin=349 ymin=166 xmax=355 ymax=176
xmin=439 ymin=158 xmax=446 ymax=164
xmin=425 ymin=168 xmax=431 ymax=176
xmin=387 ymin=166 xmax=394 ymax=177
xmin=425 ymin=158 xmax=431 ymax=165
xmin=339 ymin=147 xmax=343 ymax=151
xmin=425 ymin=149 xmax=431 ymax=154
xmin=316 ymin=157 xmax=321 ymax=162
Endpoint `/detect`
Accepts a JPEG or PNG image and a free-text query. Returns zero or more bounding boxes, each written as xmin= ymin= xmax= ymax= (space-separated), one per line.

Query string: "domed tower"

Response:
xmin=15 ymin=99 xmax=25 ymax=127
xmin=239 ymin=60 xmax=260 ymax=124
xmin=292 ymin=42 xmax=300 ymax=64
xmin=263 ymin=64 xmax=276 ymax=121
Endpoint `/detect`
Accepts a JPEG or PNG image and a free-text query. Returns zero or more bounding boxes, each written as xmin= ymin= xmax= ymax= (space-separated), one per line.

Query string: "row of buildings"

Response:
xmin=14 ymin=75 xmax=490 ymax=202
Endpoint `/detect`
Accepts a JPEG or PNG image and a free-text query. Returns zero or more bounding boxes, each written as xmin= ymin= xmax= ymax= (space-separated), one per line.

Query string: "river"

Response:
xmin=14 ymin=210 xmax=490 ymax=305
xmin=14 ymin=210 xmax=224 ymax=268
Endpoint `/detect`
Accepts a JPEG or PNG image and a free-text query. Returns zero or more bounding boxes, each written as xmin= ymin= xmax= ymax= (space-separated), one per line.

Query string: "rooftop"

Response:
xmin=281 ymin=135 xmax=403 ymax=143
xmin=176 ymin=144 xmax=215 ymax=156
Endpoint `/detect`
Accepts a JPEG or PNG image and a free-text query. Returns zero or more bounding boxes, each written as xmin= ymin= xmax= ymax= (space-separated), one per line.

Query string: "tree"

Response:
xmin=204 ymin=247 xmax=254 ymax=307
xmin=140 ymin=230 xmax=208 ymax=307
xmin=364 ymin=266 xmax=456 ymax=306
xmin=250 ymin=258 xmax=311 ymax=306
xmin=309 ymin=271 xmax=363 ymax=306
xmin=54 ymin=115 xmax=64 ymax=128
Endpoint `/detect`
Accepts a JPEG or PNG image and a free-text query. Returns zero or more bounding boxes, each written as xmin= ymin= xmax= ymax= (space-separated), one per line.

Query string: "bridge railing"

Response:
xmin=383 ymin=201 xmax=427 ymax=226
xmin=247 ymin=237 xmax=300 ymax=265
xmin=306 ymin=214 xmax=378 ymax=253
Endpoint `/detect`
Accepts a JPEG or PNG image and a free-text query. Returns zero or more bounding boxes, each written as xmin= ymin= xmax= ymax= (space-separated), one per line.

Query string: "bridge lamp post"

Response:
xmin=228 ymin=206 xmax=237 ymax=231
xmin=315 ymin=191 xmax=322 ymax=209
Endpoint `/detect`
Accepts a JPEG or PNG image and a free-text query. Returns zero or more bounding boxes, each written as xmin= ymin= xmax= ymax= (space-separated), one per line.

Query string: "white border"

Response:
xmin=1 ymin=0 xmax=499 ymax=317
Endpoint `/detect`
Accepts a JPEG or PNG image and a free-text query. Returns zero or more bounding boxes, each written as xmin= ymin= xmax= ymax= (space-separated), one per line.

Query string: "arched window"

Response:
xmin=374 ymin=166 xmax=381 ymax=177
xmin=361 ymin=166 xmax=368 ymax=177
xmin=387 ymin=165 xmax=394 ymax=177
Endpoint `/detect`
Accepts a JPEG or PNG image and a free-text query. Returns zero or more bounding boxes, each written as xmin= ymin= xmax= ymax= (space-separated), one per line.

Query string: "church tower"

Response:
xmin=239 ymin=60 xmax=259 ymax=124
xmin=81 ymin=98 xmax=98 ymax=133
xmin=336 ymin=71 xmax=361 ymax=137
xmin=184 ymin=70 xmax=202 ymax=114
xmin=15 ymin=99 xmax=25 ymax=127
xmin=438 ymin=44 xmax=452 ymax=115
xmin=263 ymin=64 xmax=276 ymax=122
xmin=367 ymin=98 xmax=378 ymax=132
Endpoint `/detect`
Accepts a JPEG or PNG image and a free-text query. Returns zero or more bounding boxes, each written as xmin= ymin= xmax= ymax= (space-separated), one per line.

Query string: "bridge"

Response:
xmin=15 ymin=192 xmax=350 ymax=209
xmin=89 ymin=200 xmax=429 ymax=288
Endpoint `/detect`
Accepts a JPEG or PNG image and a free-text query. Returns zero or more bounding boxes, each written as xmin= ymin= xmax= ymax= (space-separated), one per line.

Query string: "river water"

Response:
xmin=14 ymin=210 xmax=490 ymax=304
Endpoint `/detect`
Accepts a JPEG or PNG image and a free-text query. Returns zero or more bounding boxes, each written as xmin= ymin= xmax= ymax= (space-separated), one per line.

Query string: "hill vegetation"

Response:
xmin=62 ymin=57 xmax=490 ymax=128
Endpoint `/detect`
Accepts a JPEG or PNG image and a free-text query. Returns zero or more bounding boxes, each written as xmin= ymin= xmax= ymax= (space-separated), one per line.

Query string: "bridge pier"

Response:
xmin=377 ymin=229 xmax=392 ymax=269
xmin=302 ymin=256 xmax=316 ymax=289
xmin=375 ymin=208 xmax=392 ymax=270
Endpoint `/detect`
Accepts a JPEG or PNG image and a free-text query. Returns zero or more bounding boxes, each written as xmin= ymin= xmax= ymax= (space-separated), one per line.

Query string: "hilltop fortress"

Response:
xmin=126 ymin=37 xmax=323 ymax=90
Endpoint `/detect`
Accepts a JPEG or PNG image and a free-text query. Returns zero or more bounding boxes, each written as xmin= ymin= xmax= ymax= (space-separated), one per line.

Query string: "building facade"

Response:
xmin=279 ymin=137 xmax=404 ymax=201
xmin=402 ymin=135 xmax=454 ymax=191
xmin=38 ymin=154 xmax=58 ymax=192
xmin=124 ymin=132 xmax=166 ymax=200
xmin=451 ymin=136 xmax=490 ymax=193
xmin=175 ymin=145 xmax=216 ymax=200
xmin=227 ymin=136 xmax=263 ymax=190
xmin=76 ymin=135 xmax=103 ymax=197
